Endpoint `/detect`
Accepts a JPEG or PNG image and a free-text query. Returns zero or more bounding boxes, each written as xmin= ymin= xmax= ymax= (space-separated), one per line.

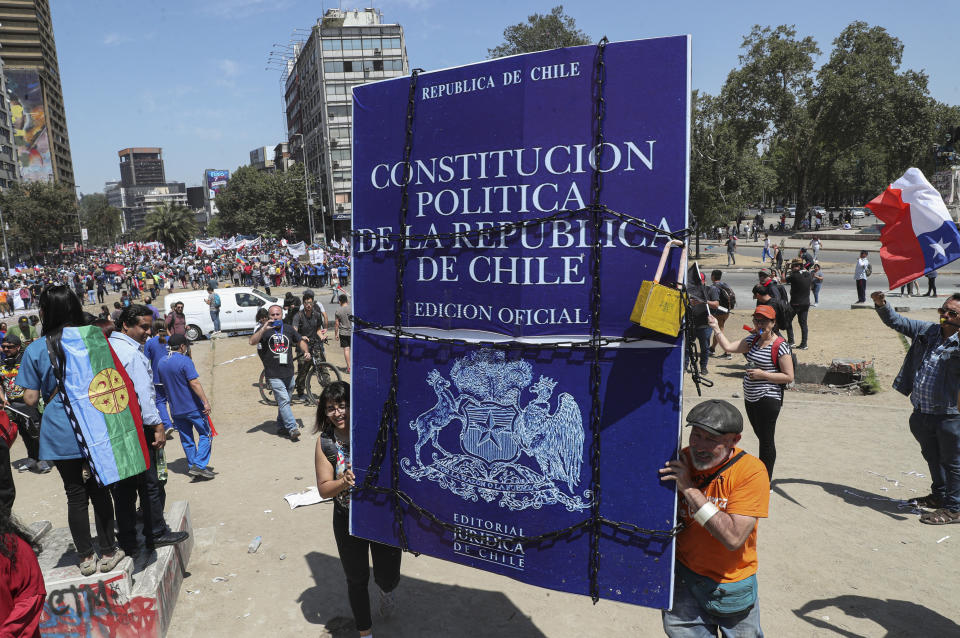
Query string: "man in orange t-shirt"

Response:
xmin=660 ymin=399 xmax=769 ymax=637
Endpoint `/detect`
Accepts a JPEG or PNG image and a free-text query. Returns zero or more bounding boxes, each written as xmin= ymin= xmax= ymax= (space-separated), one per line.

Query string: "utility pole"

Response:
xmin=0 ymin=206 xmax=10 ymax=274
xmin=292 ymin=133 xmax=316 ymax=244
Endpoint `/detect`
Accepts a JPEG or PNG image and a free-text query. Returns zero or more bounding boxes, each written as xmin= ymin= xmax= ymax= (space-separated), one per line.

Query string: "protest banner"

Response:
xmin=351 ymin=36 xmax=690 ymax=609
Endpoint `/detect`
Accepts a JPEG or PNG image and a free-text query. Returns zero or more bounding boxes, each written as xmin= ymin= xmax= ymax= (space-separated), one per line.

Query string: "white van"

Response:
xmin=163 ymin=287 xmax=279 ymax=341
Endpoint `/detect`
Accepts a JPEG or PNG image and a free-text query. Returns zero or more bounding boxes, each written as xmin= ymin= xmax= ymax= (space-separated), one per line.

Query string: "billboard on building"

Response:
xmin=5 ymin=69 xmax=53 ymax=182
xmin=205 ymin=169 xmax=230 ymax=199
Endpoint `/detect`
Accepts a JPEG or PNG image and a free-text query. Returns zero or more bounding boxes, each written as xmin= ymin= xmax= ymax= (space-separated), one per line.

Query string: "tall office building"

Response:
xmin=285 ymin=7 xmax=409 ymax=240
xmin=0 ymin=56 xmax=19 ymax=189
xmin=119 ymin=147 xmax=166 ymax=186
xmin=0 ymin=0 xmax=75 ymax=186
xmin=112 ymin=147 xmax=185 ymax=230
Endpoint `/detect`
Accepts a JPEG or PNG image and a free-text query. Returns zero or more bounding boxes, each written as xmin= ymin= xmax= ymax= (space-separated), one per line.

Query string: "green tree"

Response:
xmin=488 ymin=5 xmax=590 ymax=58
xmin=720 ymin=25 xmax=821 ymax=229
xmin=721 ymin=22 xmax=946 ymax=225
xmin=79 ymin=193 xmax=122 ymax=247
xmin=690 ymin=91 xmax=775 ymax=253
xmin=140 ymin=203 xmax=198 ymax=252
xmin=0 ymin=180 xmax=78 ymax=255
xmin=214 ymin=164 xmax=317 ymax=239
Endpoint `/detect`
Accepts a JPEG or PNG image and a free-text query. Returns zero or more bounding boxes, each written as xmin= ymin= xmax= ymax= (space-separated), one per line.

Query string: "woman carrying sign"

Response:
xmin=314 ymin=381 xmax=401 ymax=637
xmin=707 ymin=305 xmax=795 ymax=479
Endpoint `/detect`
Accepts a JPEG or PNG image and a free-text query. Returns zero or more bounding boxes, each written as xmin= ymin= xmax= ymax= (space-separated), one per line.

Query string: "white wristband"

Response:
xmin=693 ymin=502 xmax=720 ymax=526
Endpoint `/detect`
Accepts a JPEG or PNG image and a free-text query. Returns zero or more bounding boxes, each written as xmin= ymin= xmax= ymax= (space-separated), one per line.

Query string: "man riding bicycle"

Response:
xmin=293 ymin=293 xmax=328 ymax=401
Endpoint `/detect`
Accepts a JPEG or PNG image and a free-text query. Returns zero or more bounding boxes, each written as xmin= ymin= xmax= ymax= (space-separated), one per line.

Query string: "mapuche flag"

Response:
xmin=53 ymin=326 xmax=149 ymax=486
xmin=866 ymin=167 xmax=960 ymax=289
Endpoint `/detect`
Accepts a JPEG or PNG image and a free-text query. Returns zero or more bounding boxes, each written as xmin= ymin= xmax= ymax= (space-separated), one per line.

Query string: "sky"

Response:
xmin=50 ymin=0 xmax=960 ymax=196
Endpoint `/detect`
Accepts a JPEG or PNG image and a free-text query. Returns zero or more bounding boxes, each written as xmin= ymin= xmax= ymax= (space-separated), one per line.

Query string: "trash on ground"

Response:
xmin=284 ymin=485 xmax=331 ymax=509
xmin=248 ymin=536 xmax=262 ymax=553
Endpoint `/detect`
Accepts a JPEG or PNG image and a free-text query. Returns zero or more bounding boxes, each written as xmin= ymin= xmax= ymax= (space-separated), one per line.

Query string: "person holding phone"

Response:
xmin=249 ymin=305 xmax=310 ymax=441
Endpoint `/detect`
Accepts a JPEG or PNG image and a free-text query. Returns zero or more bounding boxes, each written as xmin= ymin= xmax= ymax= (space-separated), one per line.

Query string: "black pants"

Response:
xmin=744 ymin=396 xmax=782 ymax=479
xmin=54 ymin=458 xmax=117 ymax=556
xmin=927 ymin=278 xmax=937 ymax=296
xmin=0 ymin=440 xmax=14 ymax=515
xmin=332 ymin=505 xmax=401 ymax=632
xmin=786 ymin=304 xmax=809 ymax=347
xmin=10 ymin=402 xmax=40 ymax=461
xmin=856 ymin=279 xmax=867 ymax=302
xmin=112 ymin=436 xmax=168 ymax=554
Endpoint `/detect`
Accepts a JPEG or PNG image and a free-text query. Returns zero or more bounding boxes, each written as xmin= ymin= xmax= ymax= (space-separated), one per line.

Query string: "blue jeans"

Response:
xmin=812 ymin=282 xmax=822 ymax=305
xmin=210 ymin=310 xmax=221 ymax=332
xmin=173 ymin=411 xmax=212 ymax=470
xmin=155 ymin=384 xmax=173 ymax=430
xmin=268 ymin=375 xmax=297 ymax=433
xmin=696 ymin=325 xmax=712 ymax=373
xmin=663 ymin=574 xmax=764 ymax=638
xmin=909 ymin=411 xmax=960 ymax=511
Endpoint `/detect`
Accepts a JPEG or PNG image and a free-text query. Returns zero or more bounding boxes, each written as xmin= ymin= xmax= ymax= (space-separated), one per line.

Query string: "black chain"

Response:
xmin=586 ymin=36 xmax=608 ymax=604
xmin=353 ymin=47 xmax=694 ymax=599
xmin=350 ymin=316 xmax=666 ymax=349
xmin=350 ymin=204 xmax=689 ymax=244
xmin=360 ymin=67 xmax=425 ymax=554
xmin=681 ymin=285 xmax=713 ymax=395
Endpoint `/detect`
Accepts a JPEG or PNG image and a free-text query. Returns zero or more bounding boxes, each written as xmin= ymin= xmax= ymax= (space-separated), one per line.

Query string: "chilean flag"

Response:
xmin=866 ymin=167 xmax=960 ymax=290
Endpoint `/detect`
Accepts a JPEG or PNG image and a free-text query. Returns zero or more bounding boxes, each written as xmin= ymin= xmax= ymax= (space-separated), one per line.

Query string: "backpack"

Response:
xmin=768 ymin=298 xmax=794 ymax=331
xmin=768 ymin=335 xmax=798 ymax=392
xmin=865 ymin=263 xmax=873 ymax=277
xmin=213 ymin=293 xmax=221 ymax=309
xmin=715 ymin=282 xmax=736 ymax=311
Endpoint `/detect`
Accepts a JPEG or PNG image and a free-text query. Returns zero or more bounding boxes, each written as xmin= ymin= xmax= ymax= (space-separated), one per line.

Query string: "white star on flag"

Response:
xmin=930 ymin=237 xmax=952 ymax=259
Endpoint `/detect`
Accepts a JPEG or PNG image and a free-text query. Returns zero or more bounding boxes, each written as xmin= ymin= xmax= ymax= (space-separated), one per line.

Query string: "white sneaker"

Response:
xmin=377 ymin=585 xmax=397 ymax=618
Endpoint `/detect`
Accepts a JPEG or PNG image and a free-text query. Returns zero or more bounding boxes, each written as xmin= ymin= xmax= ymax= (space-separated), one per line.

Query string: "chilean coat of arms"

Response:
xmin=401 ymin=349 xmax=592 ymax=511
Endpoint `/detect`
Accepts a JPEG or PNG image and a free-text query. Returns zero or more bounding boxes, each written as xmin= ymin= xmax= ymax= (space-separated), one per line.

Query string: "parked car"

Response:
xmin=164 ymin=287 xmax=279 ymax=341
xmin=787 ymin=206 xmax=796 ymax=217
xmin=849 ymin=207 xmax=869 ymax=218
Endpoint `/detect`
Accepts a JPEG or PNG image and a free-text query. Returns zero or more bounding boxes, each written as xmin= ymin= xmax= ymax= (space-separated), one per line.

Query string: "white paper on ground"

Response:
xmin=284 ymin=485 xmax=331 ymax=509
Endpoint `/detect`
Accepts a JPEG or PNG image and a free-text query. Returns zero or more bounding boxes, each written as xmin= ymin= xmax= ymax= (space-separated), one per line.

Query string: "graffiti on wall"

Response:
xmin=39 ymin=573 xmax=157 ymax=637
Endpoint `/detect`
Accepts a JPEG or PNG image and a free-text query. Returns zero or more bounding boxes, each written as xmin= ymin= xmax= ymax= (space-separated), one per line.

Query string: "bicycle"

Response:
xmin=257 ymin=338 xmax=342 ymax=405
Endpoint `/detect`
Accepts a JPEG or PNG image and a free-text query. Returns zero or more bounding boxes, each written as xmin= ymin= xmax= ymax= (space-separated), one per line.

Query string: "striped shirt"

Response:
xmin=743 ymin=334 xmax=791 ymax=402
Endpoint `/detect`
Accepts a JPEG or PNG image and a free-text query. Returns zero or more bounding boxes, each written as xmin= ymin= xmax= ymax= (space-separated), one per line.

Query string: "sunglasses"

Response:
xmin=938 ymin=307 xmax=960 ymax=319
xmin=752 ymin=316 xmax=773 ymax=323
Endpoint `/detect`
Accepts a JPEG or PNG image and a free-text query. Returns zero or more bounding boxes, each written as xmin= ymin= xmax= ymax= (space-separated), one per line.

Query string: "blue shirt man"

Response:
xmin=157 ymin=334 xmax=214 ymax=479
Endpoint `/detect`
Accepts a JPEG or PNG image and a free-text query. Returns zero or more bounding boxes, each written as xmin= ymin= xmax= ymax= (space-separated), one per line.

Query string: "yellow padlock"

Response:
xmin=629 ymin=239 xmax=686 ymax=337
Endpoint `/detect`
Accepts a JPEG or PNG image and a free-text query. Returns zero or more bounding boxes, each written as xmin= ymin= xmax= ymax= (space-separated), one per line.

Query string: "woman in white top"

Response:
xmin=707 ymin=305 xmax=794 ymax=479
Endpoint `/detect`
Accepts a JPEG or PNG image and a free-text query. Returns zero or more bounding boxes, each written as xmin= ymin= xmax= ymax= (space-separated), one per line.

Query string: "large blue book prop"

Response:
xmin=350 ymin=36 xmax=690 ymax=609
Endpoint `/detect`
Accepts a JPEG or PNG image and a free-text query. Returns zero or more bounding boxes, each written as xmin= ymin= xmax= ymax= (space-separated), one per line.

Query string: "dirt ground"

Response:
xmin=8 ymin=292 xmax=960 ymax=637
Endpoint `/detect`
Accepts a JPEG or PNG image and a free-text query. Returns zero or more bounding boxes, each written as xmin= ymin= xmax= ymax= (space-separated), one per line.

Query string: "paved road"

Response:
xmin=714 ymin=270 xmax=951 ymax=312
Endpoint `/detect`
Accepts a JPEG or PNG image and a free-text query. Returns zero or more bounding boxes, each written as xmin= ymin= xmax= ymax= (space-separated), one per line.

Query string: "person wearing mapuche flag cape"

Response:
xmin=17 ymin=286 xmax=142 ymax=576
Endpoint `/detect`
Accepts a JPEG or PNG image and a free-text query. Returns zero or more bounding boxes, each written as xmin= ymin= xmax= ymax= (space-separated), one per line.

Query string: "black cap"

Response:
xmin=17 ymin=316 xmax=29 ymax=326
xmin=3 ymin=333 xmax=21 ymax=346
xmin=685 ymin=400 xmax=743 ymax=436
xmin=167 ymin=334 xmax=189 ymax=348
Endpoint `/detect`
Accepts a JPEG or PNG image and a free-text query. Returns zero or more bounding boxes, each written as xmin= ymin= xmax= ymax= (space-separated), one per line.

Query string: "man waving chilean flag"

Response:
xmin=866 ymin=167 xmax=960 ymax=290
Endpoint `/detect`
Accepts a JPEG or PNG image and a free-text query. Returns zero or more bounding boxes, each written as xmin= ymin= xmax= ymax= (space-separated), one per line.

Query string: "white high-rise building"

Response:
xmin=285 ymin=7 xmax=409 ymax=240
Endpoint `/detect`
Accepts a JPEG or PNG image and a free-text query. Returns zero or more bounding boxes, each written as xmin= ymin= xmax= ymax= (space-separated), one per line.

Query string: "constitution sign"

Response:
xmin=351 ymin=36 xmax=690 ymax=609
